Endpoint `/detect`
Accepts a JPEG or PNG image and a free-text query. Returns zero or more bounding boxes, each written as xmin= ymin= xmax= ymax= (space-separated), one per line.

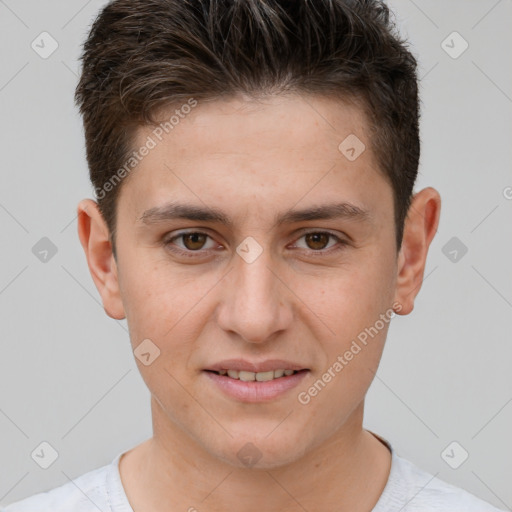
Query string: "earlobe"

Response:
xmin=393 ymin=187 xmax=441 ymax=315
xmin=77 ymin=199 xmax=126 ymax=320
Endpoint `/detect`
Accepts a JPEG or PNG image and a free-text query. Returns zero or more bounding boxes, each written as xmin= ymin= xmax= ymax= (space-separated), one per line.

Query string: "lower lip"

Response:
xmin=203 ymin=370 xmax=309 ymax=403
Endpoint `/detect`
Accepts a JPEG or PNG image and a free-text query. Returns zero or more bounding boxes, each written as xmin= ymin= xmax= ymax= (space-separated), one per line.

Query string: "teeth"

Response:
xmin=217 ymin=369 xmax=298 ymax=381
xmin=239 ymin=370 xmax=257 ymax=382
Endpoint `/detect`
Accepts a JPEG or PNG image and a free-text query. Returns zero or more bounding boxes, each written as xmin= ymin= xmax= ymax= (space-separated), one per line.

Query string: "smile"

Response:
xmin=203 ymin=369 xmax=309 ymax=402
xmin=209 ymin=369 xmax=298 ymax=381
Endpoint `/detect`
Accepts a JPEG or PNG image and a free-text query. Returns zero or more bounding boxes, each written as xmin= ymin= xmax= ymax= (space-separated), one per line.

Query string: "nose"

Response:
xmin=215 ymin=244 xmax=293 ymax=344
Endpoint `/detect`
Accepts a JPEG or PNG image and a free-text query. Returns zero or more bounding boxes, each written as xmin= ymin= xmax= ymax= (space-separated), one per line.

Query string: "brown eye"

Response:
xmin=304 ymin=232 xmax=330 ymax=250
xmin=182 ymin=233 xmax=208 ymax=250
xmin=164 ymin=231 xmax=218 ymax=257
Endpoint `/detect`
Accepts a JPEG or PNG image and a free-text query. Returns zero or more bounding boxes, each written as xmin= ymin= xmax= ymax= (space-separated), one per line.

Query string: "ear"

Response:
xmin=77 ymin=199 xmax=126 ymax=320
xmin=393 ymin=187 xmax=441 ymax=315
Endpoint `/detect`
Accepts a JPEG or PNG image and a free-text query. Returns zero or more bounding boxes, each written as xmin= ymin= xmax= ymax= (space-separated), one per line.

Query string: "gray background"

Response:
xmin=0 ymin=0 xmax=511 ymax=509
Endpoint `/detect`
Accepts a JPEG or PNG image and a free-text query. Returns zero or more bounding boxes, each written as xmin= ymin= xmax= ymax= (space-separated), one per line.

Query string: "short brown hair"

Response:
xmin=75 ymin=0 xmax=420 ymax=256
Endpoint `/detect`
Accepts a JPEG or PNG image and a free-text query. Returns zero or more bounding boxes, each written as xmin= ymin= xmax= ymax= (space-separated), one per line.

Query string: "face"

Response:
xmin=80 ymin=93 xmax=431 ymax=470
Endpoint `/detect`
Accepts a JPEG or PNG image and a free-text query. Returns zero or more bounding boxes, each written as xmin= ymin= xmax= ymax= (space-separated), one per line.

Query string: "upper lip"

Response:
xmin=205 ymin=359 xmax=309 ymax=373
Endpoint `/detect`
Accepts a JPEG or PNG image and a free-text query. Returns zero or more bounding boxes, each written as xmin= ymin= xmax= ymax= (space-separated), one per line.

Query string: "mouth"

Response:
xmin=204 ymin=368 xmax=306 ymax=381
xmin=203 ymin=364 xmax=310 ymax=402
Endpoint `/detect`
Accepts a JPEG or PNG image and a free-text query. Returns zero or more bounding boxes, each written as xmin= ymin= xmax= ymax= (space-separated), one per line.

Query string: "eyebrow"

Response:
xmin=138 ymin=201 xmax=371 ymax=228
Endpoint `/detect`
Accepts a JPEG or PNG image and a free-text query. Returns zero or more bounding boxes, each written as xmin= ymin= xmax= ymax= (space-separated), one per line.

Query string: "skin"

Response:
xmin=77 ymin=93 xmax=440 ymax=512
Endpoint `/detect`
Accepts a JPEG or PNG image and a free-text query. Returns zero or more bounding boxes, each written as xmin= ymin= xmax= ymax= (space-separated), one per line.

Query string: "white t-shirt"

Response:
xmin=2 ymin=436 xmax=505 ymax=511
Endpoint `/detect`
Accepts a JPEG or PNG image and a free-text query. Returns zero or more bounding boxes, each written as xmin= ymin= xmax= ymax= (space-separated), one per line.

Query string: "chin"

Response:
xmin=211 ymin=434 xmax=306 ymax=470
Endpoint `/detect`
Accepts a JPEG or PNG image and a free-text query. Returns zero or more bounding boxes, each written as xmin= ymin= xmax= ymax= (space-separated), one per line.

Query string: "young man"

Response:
xmin=2 ymin=0 xmax=505 ymax=511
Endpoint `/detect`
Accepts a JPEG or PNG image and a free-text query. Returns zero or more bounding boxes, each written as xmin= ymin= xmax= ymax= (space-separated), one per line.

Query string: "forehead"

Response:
xmin=118 ymin=93 xmax=391 ymax=225
xmin=146 ymin=93 xmax=371 ymax=165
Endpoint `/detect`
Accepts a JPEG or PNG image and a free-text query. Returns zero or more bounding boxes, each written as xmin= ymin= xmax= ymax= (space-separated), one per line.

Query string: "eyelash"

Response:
xmin=163 ymin=230 xmax=348 ymax=258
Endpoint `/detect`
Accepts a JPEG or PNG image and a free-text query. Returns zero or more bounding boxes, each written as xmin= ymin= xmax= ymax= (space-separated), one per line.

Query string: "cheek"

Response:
xmin=298 ymin=254 xmax=395 ymax=339
xmin=119 ymin=272 xmax=162 ymax=345
xmin=119 ymin=260 xmax=201 ymax=343
xmin=297 ymin=315 xmax=391 ymax=432
xmin=119 ymin=268 xmax=201 ymax=403
xmin=118 ymin=262 xmax=219 ymax=395
xmin=293 ymin=252 xmax=395 ymax=395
